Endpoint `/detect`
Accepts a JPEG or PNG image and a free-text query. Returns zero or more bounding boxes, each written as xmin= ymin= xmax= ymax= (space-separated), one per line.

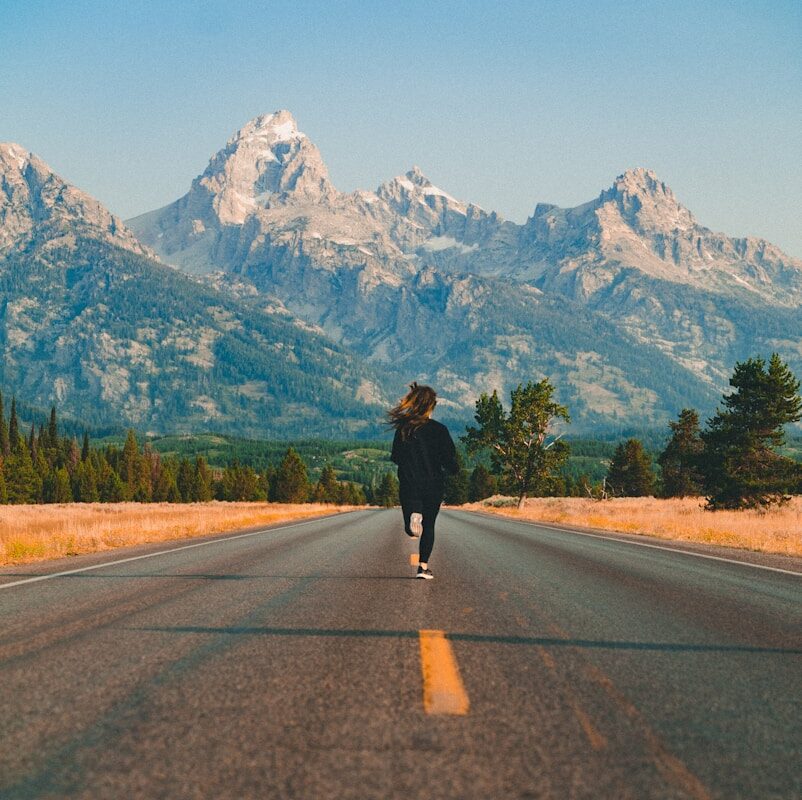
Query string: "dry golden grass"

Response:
xmin=0 ymin=502 xmax=363 ymax=565
xmin=461 ymin=496 xmax=802 ymax=557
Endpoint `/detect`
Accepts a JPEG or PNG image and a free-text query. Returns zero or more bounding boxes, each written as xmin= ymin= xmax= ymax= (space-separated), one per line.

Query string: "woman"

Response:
xmin=387 ymin=382 xmax=459 ymax=579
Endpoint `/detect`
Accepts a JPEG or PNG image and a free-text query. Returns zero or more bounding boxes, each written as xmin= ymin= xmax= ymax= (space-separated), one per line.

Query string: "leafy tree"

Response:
xmin=468 ymin=464 xmax=498 ymax=501
xmin=375 ymin=471 xmax=399 ymax=507
xmin=700 ymin=354 xmax=802 ymax=509
xmin=273 ymin=448 xmax=309 ymax=503
xmin=443 ymin=450 xmax=470 ymax=505
xmin=659 ymin=409 xmax=704 ymax=497
xmin=462 ymin=380 xmax=570 ymax=509
xmin=606 ymin=439 xmax=656 ymax=497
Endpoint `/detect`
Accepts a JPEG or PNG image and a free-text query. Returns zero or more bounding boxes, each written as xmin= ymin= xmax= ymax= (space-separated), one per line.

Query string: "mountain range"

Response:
xmin=2 ymin=111 xmax=801 ymax=437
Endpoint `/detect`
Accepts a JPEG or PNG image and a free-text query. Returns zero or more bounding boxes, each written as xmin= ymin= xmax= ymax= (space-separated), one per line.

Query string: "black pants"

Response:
xmin=399 ymin=479 xmax=443 ymax=563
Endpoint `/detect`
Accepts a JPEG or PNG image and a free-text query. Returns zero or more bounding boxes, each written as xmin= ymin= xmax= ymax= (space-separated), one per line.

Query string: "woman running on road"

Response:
xmin=387 ymin=382 xmax=459 ymax=579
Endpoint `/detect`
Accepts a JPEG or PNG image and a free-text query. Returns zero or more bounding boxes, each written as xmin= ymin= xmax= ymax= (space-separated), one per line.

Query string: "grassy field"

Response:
xmin=462 ymin=496 xmax=802 ymax=557
xmin=0 ymin=502 xmax=361 ymax=565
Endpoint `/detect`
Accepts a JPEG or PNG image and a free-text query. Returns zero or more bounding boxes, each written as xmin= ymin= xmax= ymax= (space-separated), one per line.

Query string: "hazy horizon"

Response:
xmin=2 ymin=0 xmax=800 ymax=256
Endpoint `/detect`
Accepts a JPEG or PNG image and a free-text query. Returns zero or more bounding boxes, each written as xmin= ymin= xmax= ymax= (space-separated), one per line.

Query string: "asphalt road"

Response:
xmin=1 ymin=508 xmax=800 ymax=799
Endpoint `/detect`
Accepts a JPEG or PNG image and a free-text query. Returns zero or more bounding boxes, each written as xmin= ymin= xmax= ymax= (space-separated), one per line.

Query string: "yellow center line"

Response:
xmin=410 ymin=553 xmax=419 ymax=566
xmin=418 ymin=630 xmax=470 ymax=715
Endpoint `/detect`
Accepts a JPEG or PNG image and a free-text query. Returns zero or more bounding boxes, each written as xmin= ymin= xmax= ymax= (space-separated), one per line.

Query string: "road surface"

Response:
xmin=1 ymin=508 xmax=800 ymax=799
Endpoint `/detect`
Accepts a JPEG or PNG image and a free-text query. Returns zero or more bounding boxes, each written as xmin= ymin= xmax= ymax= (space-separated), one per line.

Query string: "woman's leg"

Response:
xmin=398 ymin=480 xmax=418 ymax=534
xmin=418 ymin=490 xmax=443 ymax=564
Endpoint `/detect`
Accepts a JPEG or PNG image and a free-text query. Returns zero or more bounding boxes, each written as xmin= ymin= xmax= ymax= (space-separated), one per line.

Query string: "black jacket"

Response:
xmin=390 ymin=419 xmax=459 ymax=485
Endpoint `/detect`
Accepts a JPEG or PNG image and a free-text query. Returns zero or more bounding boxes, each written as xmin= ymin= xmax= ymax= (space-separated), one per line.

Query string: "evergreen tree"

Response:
xmin=375 ymin=471 xmax=400 ymax=507
xmin=5 ymin=444 xmax=42 ymax=504
xmin=0 ymin=465 xmax=7 ymax=504
xmin=606 ymin=439 xmax=656 ymax=496
xmin=468 ymin=464 xmax=498 ymax=501
xmin=462 ymin=380 xmax=570 ymax=508
xmin=81 ymin=432 xmax=91 ymax=461
xmin=194 ymin=456 xmax=214 ymax=501
xmin=97 ymin=459 xmax=126 ymax=502
xmin=0 ymin=391 xmax=8 ymax=457
xmin=176 ymin=458 xmax=196 ymax=502
xmin=120 ymin=429 xmax=140 ymax=497
xmin=54 ymin=467 xmax=73 ymax=503
xmin=700 ymin=354 xmax=802 ymax=509
xmin=312 ymin=463 xmax=340 ymax=503
xmin=77 ymin=460 xmax=99 ymax=503
xmin=273 ymin=448 xmax=309 ymax=503
xmin=48 ymin=406 xmax=58 ymax=444
xmin=659 ymin=409 xmax=704 ymax=497
xmin=8 ymin=398 xmax=20 ymax=452
xmin=220 ymin=460 xmax=264 ymax=501
xmin=443 ymin=450 xmax=469 ymax=505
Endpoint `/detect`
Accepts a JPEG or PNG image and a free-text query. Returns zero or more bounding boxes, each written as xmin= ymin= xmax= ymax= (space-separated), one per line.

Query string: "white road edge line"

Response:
xmin=456 ymin=510 xmax=802 ymax=578
xmin=0 ymin=511 xmax=360 ymax=590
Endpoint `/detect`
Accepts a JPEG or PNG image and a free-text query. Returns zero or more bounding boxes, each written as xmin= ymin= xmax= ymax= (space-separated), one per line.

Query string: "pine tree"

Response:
xmin=120 ymin=429 xmax=140 ymax=499
xmin=0 ymin=465 xmax=7 ymax=504
xmin=273 ymin=448 xmax=309 ymax=503
xmin=77 ymin=460 xmax=99 ymax=503
xmin=194 ymin=456 xmax=214 ymax=502
xmin=177 ymin=458 xmax=196 ymax=502
xmin=312 ymin=463 xmax=340 ymax=503
xmin=659 ymin=409 xmax=704 ymax=497
xmin=5 ymin=442 xmax=42 ymax=504
xmin=81 ymin=432 xmax=90 ymax=461
xmin=97 ymin=459 xmax=126 ymax=502
xmin=468 ymin=464 xmax=498 ymax=501
xmin=606 ymin=439 xmax=656 ymax=497
xmin=443 ymin=450 xmax=470 ymax=505
xmin=54 ymin=467 xmax=73 ymax=503
xmin=220 ymin=460 xmax=264 ymax=501
xmin=48 ymin=406 xmax=58 ymax=444
xmin=8 ymin=398 xmax=20 ymax=452
xmin=700 ymin=354 xmax=802 ymax=509
xmin=0 ymin=392 xmax=8 ymax=458
xmin=375 ymin=471 xmax=400 ymax=507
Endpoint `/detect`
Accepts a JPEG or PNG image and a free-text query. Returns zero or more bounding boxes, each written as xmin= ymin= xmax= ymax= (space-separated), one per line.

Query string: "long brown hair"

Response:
xmin=386 ymin=381 xmax=437 ymax=440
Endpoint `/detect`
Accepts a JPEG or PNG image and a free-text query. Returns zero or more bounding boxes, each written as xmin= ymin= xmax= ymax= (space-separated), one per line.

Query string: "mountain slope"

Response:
xmin=0 ymin=144 xmax=390 ymax=437
xmin=128 ymin=111 xmax=802 ymax=430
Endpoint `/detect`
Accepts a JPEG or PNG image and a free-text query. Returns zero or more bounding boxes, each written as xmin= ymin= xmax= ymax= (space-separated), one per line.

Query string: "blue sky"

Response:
xmin=2 ymin=0 xmax=800 ymax=255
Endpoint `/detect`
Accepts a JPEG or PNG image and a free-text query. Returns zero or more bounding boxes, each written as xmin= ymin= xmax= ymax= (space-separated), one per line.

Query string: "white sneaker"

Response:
xmin=410 ymin=512 xmax=423 ymax=537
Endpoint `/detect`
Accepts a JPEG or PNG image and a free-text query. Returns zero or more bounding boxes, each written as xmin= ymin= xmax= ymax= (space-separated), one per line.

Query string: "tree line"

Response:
xmin=0 ymin=394 xmax=365 ymax=505
xmin=2 ymin=353 xmax=799 ymax=511
xmin=437 ymin=353 xmax=800 ymax=510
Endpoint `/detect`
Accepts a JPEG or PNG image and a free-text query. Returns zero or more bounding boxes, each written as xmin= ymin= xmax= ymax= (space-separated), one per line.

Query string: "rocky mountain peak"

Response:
xmin=191 ymin=110 xmax=337 ymax=225
xmin=598 ymin=167 xmax=695 ymax=235
xmin=0 ymin=142 xmax=150 ymax=256
xmin=232 ymin=109 xmax=305 ymax=147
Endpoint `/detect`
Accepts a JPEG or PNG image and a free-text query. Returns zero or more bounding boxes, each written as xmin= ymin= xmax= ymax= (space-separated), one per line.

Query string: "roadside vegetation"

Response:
xmin=1 ymin=353 xmax=800 ymax=563
xmin=0 ymin=502 xmax=361 ymax=565
xmin=461 ymin=496 xmax=802 ymax=557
